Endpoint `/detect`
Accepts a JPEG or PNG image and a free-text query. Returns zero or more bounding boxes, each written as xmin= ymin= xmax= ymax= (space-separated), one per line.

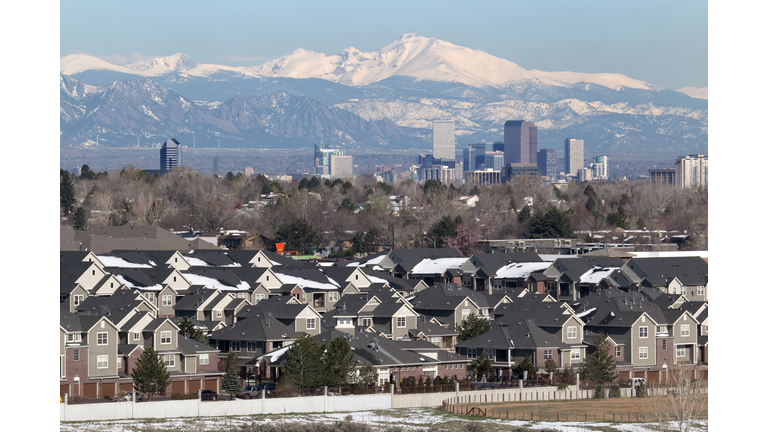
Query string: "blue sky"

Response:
xmin=60 ymin=0 xmax=707 ymax=90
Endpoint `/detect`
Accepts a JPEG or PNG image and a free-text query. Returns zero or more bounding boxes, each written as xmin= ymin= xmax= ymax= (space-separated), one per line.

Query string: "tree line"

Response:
xmin=60 ymin=165 xmax=708 ymax=252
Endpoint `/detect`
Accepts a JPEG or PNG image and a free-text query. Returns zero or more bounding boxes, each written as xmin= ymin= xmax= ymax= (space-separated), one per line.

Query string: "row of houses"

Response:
xmin=60 ymin=245 xmax=708 ymax=397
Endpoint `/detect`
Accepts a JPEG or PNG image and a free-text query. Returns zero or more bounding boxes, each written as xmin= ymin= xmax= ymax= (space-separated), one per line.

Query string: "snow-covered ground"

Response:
xmin=60 ymin=407 xmax=707 ymax=432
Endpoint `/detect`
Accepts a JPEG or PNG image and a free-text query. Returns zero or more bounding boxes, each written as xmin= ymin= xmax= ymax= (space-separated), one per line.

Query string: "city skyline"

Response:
xmin=60 ymin=1 xmax=707 ymax=91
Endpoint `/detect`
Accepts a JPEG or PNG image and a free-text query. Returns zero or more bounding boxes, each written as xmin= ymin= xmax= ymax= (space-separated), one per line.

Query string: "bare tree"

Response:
xmin=644 ymin=365 xmax=708 ymax=432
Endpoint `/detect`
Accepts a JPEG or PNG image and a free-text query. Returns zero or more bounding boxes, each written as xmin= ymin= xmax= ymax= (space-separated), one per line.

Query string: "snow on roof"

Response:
xmin=182 ymin=273 xmax=250 ymax=291
xmin=96 ymin=255 xmax=154 ymax=268
xmin=366 ymin=274 xmax=389 ymax=285
xmin=579 ymin=267 xmax=620 ymax=284
xmin=257 ymin=344 xmax=292 ymax=364
xmin=184 ymin=256 xmax=211 ymax=266
xmin=495 ymin=262 xmax=551 ymax=279
xmin=275 ymin=272 xmax=340 ymax=290
xmin=114 ymin=274 xmax=163 ymax=291
xmin=576 ymin=307 xmax=597 ymax=318
xmin=410 ymin=258 xmax=469 ymax=275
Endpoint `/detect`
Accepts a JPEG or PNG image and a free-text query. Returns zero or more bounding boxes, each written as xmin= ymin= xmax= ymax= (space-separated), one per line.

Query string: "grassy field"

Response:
xmin=453 ymin=396 xmax=708 ymax=423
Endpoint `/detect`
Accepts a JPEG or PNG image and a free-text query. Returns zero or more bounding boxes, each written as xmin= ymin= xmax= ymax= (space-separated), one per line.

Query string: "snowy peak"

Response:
xmin=125 ymin=53 xmax=200 ymax=72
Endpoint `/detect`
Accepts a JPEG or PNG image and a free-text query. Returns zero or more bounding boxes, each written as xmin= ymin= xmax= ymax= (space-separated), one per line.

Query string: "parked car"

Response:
xmin=630 ymin=378 xmax=646 ymax=387
xmin=237 ymin=385 xmax=261 ymax=399
xmin=112 ymin=391 xmax=143 ymax=402
xmin=200 ymin=389 xmax=218 ymax=401
xmin=256 ymin=382 xmax=277 ymax=392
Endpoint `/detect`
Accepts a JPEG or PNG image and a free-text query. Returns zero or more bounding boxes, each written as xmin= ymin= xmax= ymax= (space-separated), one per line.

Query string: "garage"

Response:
xmin=189 ymin=379 xmax=201 ymax=393
xmin=171 ymin=380 xmax=186 ymax=395
xmin=119 ymin=383 xmax=133 ymax=393
xmin=83 ymin=383 xmax=98 ymax=399
xmin=60 ymin=384 xmax=70 ymax=398
xmin=647 ymin=370 xmax=661 ymax=384
xmin=204 ymin=379 xmax=218 ymax=392
xmin=102 ymin=382 xmax=116 ymax=399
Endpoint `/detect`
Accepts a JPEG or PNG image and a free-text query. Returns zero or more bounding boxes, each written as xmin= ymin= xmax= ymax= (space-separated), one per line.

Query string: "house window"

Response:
xmin=639 ymin=347 xmax=648 ymax=359
xmin=615 ymin=346 xmax=622 ymax=358
xmin=254 ymin=294 xmax=265 ymax=303
xmin=97 ymin=332 xmax=108 ymax=345
xmin=703 ymin=325 xmax=708 ymax=333
xmin=462 ymin=309 xmax=470 ymax=321
xmin=160 ymin=331 xmax=172 ymax=344
xmin=662 ymin=340 xmax=667 ymax=350
xmin=467 ymin=348 xmax=477 ymax=358
xmin=676 ymin=347 xmax=686 ymax=358
xmin=73 ymin=349 xmax=79 ymax=361
xmin=397 ymin=317 xmax=406 ymax=328
xmin=116 ymin=357 xmax=122 ymax=369
xmin=306 ymin=318 xmax=316 ymax=330
xmin=361 ymin=318 xmax=372 ymax=327
xmin=544 ymin=349 xmax=553 ymax=359
xmin=231 ymin=341 xmax=241 ymax=352
xmin=134 ymin=332 xmax=140 ymax=341
xmin=162 ymin=295 xmax=173 ymax=306
xmin=237 ymin=293 xmax=247 ymax=299
xmin=200 ymin=353 xmax=209 ymax=365
xmin=328 ymin=292 xmax=338 ymax=302
xmin=164 ymin=354 xmax=175 ymax=367
xmin=247 ymin=342 xmax=257 ymax=353
xmin=97 ymin=355 xmax=108 ymax=369
xmin=639 ymin=326 xmax=648 ymax=338
xmin=216 ymin=310 xmax=223 ymax=318
xmin=571 ymin=350 xmax=580 ymax=360
xmin=567 ymin=326 xmax=577 ymax=339
xmin=144 ymin=292 xmax=154 ymax=302
xmin=67 ymin=333 xmax=81 ymax=343
xmin=680 ymin=324 xmax=690 ymax=337
xmin=697 ymin=286 xmax=704 ymax=295
xmin=73 ymin=295 xmax=84 ymax=306
xmin=656 ymin=325 xmax=668 ymax=334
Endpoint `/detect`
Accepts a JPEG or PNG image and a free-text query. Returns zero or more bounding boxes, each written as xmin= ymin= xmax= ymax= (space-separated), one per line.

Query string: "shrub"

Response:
xmin=593 ymin=384 xmax=605 ymax=399
xmin=636 ymin=380 xmax=648 ymax=397
xmin=610 ymin=383 xmax=621 ymax=398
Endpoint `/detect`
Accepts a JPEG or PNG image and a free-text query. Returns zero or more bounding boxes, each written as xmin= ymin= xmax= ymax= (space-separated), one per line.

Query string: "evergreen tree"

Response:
xmin=558 ymin=367 xmax=575 ymax=390
xmin=516 ymin=204 xmax=531 ymax=223
xmin=178 ymin=316 xmax=209 ymax=345
xmin=455 ymin=313 xmax=491 ymax=342
xmin=222 ymin=367 xmax=242 ymax=397
xmin=607 ymin=206 xmax=630 ymax=229
xmin=73 ymin=206 xmax=88 ymax=230
xmin=515 ymin=353 xmax=536 ymax=379
xmin=582 ymin=332 xmax=619 ymax=387
xmin=470 ymin=350 xmax=492 ymax=379
xmin=594 ymin=384 xmax=605 ymax=399
xmin=131 ymin=347 xmax=171 ymax=400
xmin=528 ymin=206 xmax=574 ymax=238
xmin=322 ymin=336 xmax=357 ymax=387
xmin=282 ymin=335 xmax=322 ymax=389
xmin=427 ymin=215 xmax=461 ymax=248
xmin=610 ymin=383 xmax=621 ymax=398
xmin=544 ymin=358 xmax=559 ymax=382
xmin=357 ymin=361 xmax=378 ymax=386
xmin=635 ymin=380 xmax=648 ymax=398
xmin=275 ymin=217 xmax=321 ymax=254
xmin=80 ymin=164 xmax=96 ymax=180
xmin=60 ymin=171 xmax=76 ymax=216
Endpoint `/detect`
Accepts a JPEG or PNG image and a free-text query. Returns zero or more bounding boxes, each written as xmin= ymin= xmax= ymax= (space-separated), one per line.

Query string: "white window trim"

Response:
xmin=306 ymin=318 xmax=316 ymax=330
xmin=571 ymin=349 xmax=580 ymax=359
xmin=97 ymin=355 xmax=108 ymax=369
xmin=396 ymin=316 xmax=406 ymax=328
xmin=639 ymin=326 xmax=648 ymax=338
xmin=162 ymin=295 xmax=172 ymax=306
xmin=567 ymin=326 xmax=577 ymax=339
xmin=97 ymin=332 xmax=108 ymax=345
xmin=200 ymin=353 xmax=209 ymax=365
xmin=680 ymin=324 xmax=690 ymax=337
xmin=160 ymin=331 xmax=172 ymax=344
xmin=639 ymin=347 xmax=649 ymax=359
xmin=164 ymin=354 xmax=175 ymax=367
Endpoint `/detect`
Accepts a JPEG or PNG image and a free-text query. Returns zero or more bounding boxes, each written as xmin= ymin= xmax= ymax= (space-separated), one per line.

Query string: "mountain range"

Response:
xmin=60 ymin=34 xmax=708 ymax=154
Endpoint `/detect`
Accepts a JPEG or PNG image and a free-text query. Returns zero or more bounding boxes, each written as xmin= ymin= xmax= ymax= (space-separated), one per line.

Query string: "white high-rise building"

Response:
xmin=592 ymin=155 xmax=609 ymax=179
xmin=675 ymin=154 xmax=708 ymax=188
xmin=564 ymin=138 xmax=584 ymax=177
xmin=432 ymin=120 xmax=455 ymax=160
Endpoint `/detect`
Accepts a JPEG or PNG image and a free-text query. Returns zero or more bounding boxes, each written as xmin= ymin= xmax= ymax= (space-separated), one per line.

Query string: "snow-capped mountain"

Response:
xmin=59 ymin=34 xmax=707 ymax=153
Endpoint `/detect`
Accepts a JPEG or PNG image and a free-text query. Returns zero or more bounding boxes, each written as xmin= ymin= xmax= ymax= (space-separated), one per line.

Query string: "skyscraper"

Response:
xmin=432 ymin=120 xmax=455 ymax=160
xmin=160 ymin=138 xmax=182 ymax=171
xmin=675 ymin=154 xmax=708 ymax=188
xmin=330 ymin=155 xmax=353 ymax=179
xmin=592 ymin=155 xmax=609 ymax=179
xmin=564 ymin=138 xmax=584 ymax=177
xmin=503 ymin=120 xmax=537 ymax=165
xmin=462 ymin=143 xmax=486 ymax=171
xmin=537 ymin=149 xmax=557 ymax=179
xmin=314 ymin=142 xmax=345 ymax=175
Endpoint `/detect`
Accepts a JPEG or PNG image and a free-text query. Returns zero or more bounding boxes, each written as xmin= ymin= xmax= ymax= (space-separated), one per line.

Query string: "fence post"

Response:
xmin=323 ymin=386 xmax=328 ymax=413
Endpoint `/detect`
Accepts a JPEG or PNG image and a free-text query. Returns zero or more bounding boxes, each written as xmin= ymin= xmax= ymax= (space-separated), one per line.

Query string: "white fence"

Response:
xmin=60 ymin=384 xmax=642 ymax=423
